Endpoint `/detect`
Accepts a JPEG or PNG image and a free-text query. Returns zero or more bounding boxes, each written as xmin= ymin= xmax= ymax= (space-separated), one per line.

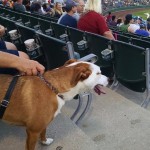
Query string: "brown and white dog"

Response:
xmin=0 ymin=59 xmax=108 ymax=150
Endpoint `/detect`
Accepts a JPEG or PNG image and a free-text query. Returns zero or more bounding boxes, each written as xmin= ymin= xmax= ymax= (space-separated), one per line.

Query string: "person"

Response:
xmin=13 ymin=0 xmax=26 ymax=12
xmin=42 ymin=3 xmax=55 ymax=16
xmin=119 ymin=14 xmax=134 ymax=33
xmin=77 ymin=0 xmax=114 ymax=40
xmin=57 ymin=0 xmax=85 ymax=23
xmin=135 ymin=24 xmax=150 ymax=37
xmin=116 ymin=18 xmax=123 ymax=27
xmin=23 ymin=0 xmax=30 ymax=11
xmin=53 ymin=2 xmax=63 ymax=18
xmin=0 ymin=25 xmax=45 ymax=75
xmin=0 ymin=51 xmax=45 ymax=75
xmin=106 ymin=11 xmax=112 ymax=23
xmin=59 ymin=0 xmax=77 ymax=28
xmin=30 ymin=2 xmax=43 ymax=14
xmin=109 ymin=15 xmax=117 ymax=26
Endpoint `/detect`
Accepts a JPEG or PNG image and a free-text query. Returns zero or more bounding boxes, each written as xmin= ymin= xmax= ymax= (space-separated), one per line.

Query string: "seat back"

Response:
xmin=131 ymin=38 xmax=150 ymax=49
xmin=115 ymin=33 xmax=131 ymax=43
xmin=38 ymin=18 xmax=52 ymax=35
xmin=112 ymin=40 xmax=147 ymax=92
xmin=37 ymin=33 xmax=70 ymax=70
xmin=16 ymin=23 xmax=45 ymax=63
xmin=51 ymin=22 xmax=69 ymax=41
xmin=68 ymin=27 xmax=89 ymax=57
xmin=86 ymin=32 xmax=113 ymax=77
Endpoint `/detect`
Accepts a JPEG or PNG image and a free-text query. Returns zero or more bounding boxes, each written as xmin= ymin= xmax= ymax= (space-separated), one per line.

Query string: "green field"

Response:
xmin=133 ymin=9 xmax=150 ymax=20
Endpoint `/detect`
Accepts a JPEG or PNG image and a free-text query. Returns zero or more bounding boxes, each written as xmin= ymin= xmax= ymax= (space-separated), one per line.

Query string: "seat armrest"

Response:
xmin=79 ymin=54 xmax=98 ymax=64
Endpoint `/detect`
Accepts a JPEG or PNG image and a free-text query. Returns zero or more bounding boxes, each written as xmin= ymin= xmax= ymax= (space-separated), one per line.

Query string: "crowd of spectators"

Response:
xmin=107 ymin=12 xmax=150 ymax=37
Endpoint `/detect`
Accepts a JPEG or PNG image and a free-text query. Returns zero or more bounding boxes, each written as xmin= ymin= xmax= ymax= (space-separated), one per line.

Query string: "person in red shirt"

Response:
xmin=77 ymin=0 xmax=114 ymax=40
xmin=106 ymin=11 xmax=112 ymax=23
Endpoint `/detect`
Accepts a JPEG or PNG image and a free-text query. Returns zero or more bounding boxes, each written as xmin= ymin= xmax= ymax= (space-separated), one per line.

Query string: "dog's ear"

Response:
xmin=71 ymin=63 xmax=92 ymax=86
xmin=64 ymin=59 xmax=77 ymax=65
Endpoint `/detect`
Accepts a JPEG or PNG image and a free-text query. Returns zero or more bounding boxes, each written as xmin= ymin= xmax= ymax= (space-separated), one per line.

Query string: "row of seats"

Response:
xmin=109 ymin=25 xmax=150 ymax=42
xmin=113 ymin=32 xmax=150 ymax=49
xmin=1 ymin=7 xmax=150 ymax=108
xmin=0 ymin=4 xmax=58 ymax=22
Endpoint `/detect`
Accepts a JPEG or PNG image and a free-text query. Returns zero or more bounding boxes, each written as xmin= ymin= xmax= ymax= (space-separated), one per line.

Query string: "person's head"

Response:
xmin=76 ymin=0 xmax=85 ymax=14
xmin=30 ymin=2 xmax=41 ymax=12
xmin=137 ymin=17 xmax=142 ymax=24
xmin=65 ymin=1 xmax=77 ymax=13
xmin=112 ymin=15 xmax=116 ymax=21
xmin=108 ymin=11 xmax=111 ymax=15
xmin=54 ymin=2 xmax=62 ymax=11
xmin=124 ymin=14 xmax=133 ymax=25
xmin=84 ymin=0 xmax=102 ymax=14
xmin=117 ymin=18 xmax=123 ymax=24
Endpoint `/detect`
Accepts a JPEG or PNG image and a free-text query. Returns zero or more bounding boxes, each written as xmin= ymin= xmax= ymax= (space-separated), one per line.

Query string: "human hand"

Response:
xmin=17 ymin=58 xmax=45 ymax=76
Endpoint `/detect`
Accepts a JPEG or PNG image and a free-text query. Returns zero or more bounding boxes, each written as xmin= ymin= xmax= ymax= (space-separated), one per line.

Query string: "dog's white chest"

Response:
xmin=54 ymin=96 xmax=65 ymax=117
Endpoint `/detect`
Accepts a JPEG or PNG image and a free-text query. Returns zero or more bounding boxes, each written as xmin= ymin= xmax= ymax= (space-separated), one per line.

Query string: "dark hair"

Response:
xmin=124 ymin=14 xmax=132 ymax=25
xmin=42 ymin=3 xmax=47 ymax=10
xmin=117 ymin=18 xmax=122 ymax=24
xmin=108 ymin=11 xmax=111 ymax=15
xmin=112 ymin=15 xmax=116 ymax=21
xmin=30 ymin=2 xmax=41 ymax=12
xmin=65 ymin=1 xmax=77 ymax=12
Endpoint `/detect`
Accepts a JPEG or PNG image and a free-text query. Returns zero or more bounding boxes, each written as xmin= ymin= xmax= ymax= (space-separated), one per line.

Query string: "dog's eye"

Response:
xmin=96 ymin=72 xmax=101 ymax=75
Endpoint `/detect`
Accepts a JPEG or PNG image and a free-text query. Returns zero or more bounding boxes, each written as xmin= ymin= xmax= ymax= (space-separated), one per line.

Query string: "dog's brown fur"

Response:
xmin=0 ymin=60 xmax=92 ymax=150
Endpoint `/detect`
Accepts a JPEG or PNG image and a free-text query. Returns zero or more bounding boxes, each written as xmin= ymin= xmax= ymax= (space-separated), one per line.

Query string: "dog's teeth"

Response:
xmin=41 ymin=138 xmax=53 ymax=145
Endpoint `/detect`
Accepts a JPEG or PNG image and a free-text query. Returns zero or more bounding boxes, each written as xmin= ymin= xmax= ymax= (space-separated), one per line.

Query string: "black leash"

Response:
xmin=0 ymin=75 xmax=20 ymax=119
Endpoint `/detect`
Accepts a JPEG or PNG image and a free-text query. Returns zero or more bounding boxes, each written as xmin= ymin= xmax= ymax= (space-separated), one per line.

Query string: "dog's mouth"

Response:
xmin=94 ymin=84 xmax=106 ymax=95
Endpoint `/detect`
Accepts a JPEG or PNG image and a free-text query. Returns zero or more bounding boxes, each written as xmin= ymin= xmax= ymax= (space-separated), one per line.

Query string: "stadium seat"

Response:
xmin=112 ymin=40 xmax=150 ymax=108
xmin=51 ymin=22 xmax=69 ymax=42
xmin=68 ymin=27 xmax=90 ymax=57
xmin=86 ymin=32 xmax=114 ymax=78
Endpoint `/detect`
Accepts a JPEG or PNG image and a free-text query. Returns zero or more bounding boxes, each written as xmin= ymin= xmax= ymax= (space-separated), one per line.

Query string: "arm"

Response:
xmin=97 ymin=14 xmax=115 ymax=40
xmin=0 ymin=25 xmax=5 ymax=37
xmin=103 ymin=30 xmax=115 ymax=40
xmin=0 ymin=51 xmax=45 ymax=75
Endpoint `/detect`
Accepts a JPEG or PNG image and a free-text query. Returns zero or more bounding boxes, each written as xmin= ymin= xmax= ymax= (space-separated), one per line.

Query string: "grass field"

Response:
xmin=133 ymin=9 xmax=150 ymax=20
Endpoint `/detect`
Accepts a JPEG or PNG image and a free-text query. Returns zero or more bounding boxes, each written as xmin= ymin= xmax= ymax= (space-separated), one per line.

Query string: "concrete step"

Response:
xmin=62 ymin=87 xmax=150 ymax=150
xmin=0 ymin=114 xmax=98 ymax=150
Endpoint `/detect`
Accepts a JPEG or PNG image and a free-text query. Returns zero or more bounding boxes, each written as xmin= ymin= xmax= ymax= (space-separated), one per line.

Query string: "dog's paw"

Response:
xmin=41 ymin=138 xmax=53 ymax=145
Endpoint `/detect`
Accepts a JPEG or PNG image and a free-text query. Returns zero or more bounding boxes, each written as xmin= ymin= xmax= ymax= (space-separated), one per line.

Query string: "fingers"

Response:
xmin=20 ymin=60 xmax=45 ymax=76
xmin=36 ymin=63 xmax=45 ymax=75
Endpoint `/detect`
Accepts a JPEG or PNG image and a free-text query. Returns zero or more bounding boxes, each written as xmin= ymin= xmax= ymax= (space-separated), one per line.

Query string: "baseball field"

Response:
xmin=113 ymin=8 xmax=150 ymax=20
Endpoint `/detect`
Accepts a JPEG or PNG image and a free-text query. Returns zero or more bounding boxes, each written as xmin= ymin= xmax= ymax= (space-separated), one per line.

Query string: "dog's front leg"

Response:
xmin=26 ymin=129 xmax=39 ymax=150
xmin=40 ymin=128 xmax=53 ymax=145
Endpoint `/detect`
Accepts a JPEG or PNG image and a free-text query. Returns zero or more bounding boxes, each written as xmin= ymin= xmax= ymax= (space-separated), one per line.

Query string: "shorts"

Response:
xmin=0 ymin=42 xmax=19 ymax=75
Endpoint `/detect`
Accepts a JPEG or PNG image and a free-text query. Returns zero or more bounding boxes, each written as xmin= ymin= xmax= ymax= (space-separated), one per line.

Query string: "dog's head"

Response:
xmin=65 ymin=59 xmax=108 ymax=95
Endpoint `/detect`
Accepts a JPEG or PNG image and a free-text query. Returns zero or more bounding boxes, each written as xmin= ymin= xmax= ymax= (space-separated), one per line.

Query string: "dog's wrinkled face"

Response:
xmin=66 ymin=59 xmax=108 ymax=95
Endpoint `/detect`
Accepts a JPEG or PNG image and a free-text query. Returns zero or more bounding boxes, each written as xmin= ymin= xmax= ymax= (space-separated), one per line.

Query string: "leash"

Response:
xmin=37 ymin=73 xmax=64 ymax=99
xmin=0 ymin=75 xmax=20 ymax=119
xmin=38 ymin=73 xmax=59 ymax=94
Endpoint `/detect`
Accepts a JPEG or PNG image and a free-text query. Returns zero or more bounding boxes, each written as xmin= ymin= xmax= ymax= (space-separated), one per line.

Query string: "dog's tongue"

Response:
xmin=94 ymin=84 xmax=106 ymax=95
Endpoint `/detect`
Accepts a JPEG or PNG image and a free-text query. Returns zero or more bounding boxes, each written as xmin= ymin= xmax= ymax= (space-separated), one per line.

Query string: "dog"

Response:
xmin=0 ymin=59 xmax=108 ymax=150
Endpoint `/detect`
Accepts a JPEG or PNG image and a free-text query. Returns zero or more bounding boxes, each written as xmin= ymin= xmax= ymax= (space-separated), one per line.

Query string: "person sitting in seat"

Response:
xmin=59 ymin=0 xmax=77 ymax=28
xmin=53 ymin=2 xmax=63 ymax=18
xmin=77 ymin=0 xmax=114 ymax=40
xmin=13 ymin=0 xmax=26 ymax=12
